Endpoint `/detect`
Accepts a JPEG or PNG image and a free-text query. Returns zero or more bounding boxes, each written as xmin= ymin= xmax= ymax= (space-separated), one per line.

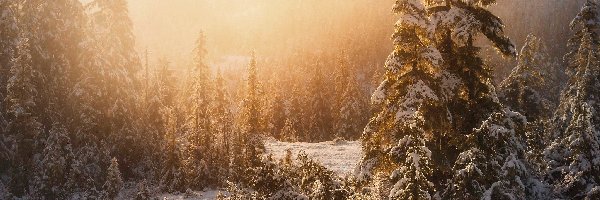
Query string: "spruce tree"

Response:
xmin=333 ymin=51 xmax=351 ymax=134
xmin=545 ymin=23 xmax=600 ymax=198
xmin=103 ymin=157 xmax=124 ymax=199
xmin=266 ymin=85 xmax=286 ymax=140
xmin=0 ymin=0 xmax=18 ymax=131
xmin=160 ymin=108 xmax=185 ymax=193
xmin=211 ymin=68 xmax=234 ymax=180
xmin=499 ymin=34 xmax=551 ymax=122
xmin=337 ymin=75 xmax=367 ymax=140
xmin=388 ymin=130 xmax=436 ymax=199
xmin=4 ymin=34 xmax=43 ymax=197
xmin=307 ymin=64 xmax=334 ymax=142
xmin=241 ymin=52 xmax=265 ymax=169
xmin=184 ymin=32 xmax=213 ymax=189
xmin=356 ymin=0 xmax=445 ymax=196
xmin=87 ymin=0 xmax=141 ymax=178
xmin=31 ymin=124 xmax=73 ymax=199
xmin=189 ymin=31 xmax=212 ymax=159
xmin=22 ymin=0 xmax=87 ymax=128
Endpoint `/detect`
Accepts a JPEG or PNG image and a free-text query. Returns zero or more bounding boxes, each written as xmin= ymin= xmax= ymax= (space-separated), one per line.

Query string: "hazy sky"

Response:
xmin=125 ymin=0 xmax=395 ymax=68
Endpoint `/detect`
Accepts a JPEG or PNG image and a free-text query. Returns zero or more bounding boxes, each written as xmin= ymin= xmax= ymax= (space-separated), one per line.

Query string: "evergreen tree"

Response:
xmin=499 ymin=34 xmax=551 ymax=122
xmin=551 ymin=0 xmax=600 ymax=140
xmin=67 ymin=138 xmax=110 ymax=199
xmin=337 ymin=75 xmax=367 ymax=140
xmin=160 ymin=108 xmax=185 ymax=193
xmin=545 ymin=20 xmax=600 ymax=197
xmin=21 ymin=0 xmax=87 ymax=128
xmin=135 ymin=180 xmax=151 ymax=200
xmin=184 ymin=32 xmax=213 ymax=189
xmin=31 ymin=124 xmax=73 ymax=199
xmin=103 ymin=157 xmax=124 ymax=199
xmin=356 ymin=0 xmax=445 ymax=193
xmin=307 ymin=64 xmax=334 ymax=142
xmin=281 ymin=118 xmax=298 ymax=142
xmin=87 ymin=0 xmax=141 ymax=179
xmin=388 ymin=130 xmax=435 ymax=199
xmin=4 ymin=34 xmax=43 ymax=197
xmin=240 ymin=52 xmax=265 ymax=169
xmin=333 ymin=51 xmax=351 ymax=134
xmin=266 ymin=85 xmax=286 ymax=140
xmin=0 ymin=0 xmax=18 ymax=131
xmin=210 ymin=68 xmax=234 ymax=183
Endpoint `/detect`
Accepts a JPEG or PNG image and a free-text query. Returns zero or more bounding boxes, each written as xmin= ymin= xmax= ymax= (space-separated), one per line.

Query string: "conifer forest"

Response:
xmin=1 ymin=0 xmax=600 ymax=199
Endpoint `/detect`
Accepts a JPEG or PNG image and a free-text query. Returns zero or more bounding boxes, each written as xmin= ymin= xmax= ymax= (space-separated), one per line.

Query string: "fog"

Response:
xmin=125 ymin=0 xmax=585 ymax=75
xmin=127 ymin=0 xmax=394 ymax=69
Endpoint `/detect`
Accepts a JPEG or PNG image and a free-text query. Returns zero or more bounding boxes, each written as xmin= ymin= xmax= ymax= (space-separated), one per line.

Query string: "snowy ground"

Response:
xmin=264 ymin=139 xmax=363 ymax=176
xmin=120 ymin=139 xmax=362 ymax=199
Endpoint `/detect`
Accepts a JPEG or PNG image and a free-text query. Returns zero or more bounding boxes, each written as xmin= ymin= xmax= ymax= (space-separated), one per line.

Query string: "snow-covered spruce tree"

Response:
xmin=0 ymin=0 xmax=19 ymax=131
xmin=545 ymin=28 xmax=600 ymax=198
xmin=388 ymin=128 xmax=436 ymax=199
xmin=333 ymin=51 xmax=351 ymax=136
xmin=184 ymin=31 xmax=213 ymax=189
xmin=135 ymin=180 xmax=151 ymax=200
xmin=282 ymin=82 xmax=304 ymax=142
xmin=160 ymin=108 xmax=185 ymax=193
xmin=240 ymin=52 xmax=265 ymax=170
xmin=429 ymin=0 xmax=516 ymax=136
xmin=266 ymin=85 xmax=286 ymax=140
xmin=281 ymin=118 xmax=299 ymax=142
xmin=67 ymin=138 xmax=110 ymax=199
xmin=87 ymin=0 xmax=142 ymax=179
xmin=355 ymin=1 xmax=445 ymax=198
xmin=550 ymin=0 xmax=600 ymax=141
xmin=426 ymin=1 xmax=540 ymax=199
xmin=211 ymin=68 xmax=234 ymax=182
xmin=21 ymin=0 xmax=87 ymax=128
xmin=498 ymin=34 xmax=555 ymax=174
xmin=156 ymin=58 xmax=177 ymax=107
xmin=103 ymin=157 xmax=124 ymax=199
xmin=4 ymin=34 xmax=43 ymax=197
xmin=337 ymin=75 xmax=367 ymax=140
xmin=30 ymin=124 xmax=73 ymax=199
xmin=307 ymin=64 xmax=334 ymax=142
xmin=295 ymin=151 xmax=349 ymax=199
xmin=499 ymin=34 xmax=551 ymax=122
xmin=247 ymin=155 xmax=307 ymax=199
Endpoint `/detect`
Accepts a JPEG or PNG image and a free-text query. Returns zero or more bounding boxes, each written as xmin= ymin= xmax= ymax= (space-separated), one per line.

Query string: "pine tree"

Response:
xmin=31 ymin=124 xmax=73 ymax=199
xmin=184 ymin=32 xmax=213 ymax=189
xmin=135 ymin=180 xmax=151 ymax=200
xmin=499 ymin=34 xmax=551 ymax=122
xmin=189 ymin=31 xmax=212 ymax=158
xmin=0 ymin=0 xmax=18 ymax=131
xmin=67 ymin=139 xmax=110 ymax=199
xmin=281 ymin=118 xmax=298 ymax=142
xmin=337 ymin=75 xmax=367 ymax=140
xmin=87 ymin=0 xmax=142 ymax=179
xmin=429 ymin=0 xmax=516 ymax=135
xmin=240 ymin=52 xmax=265 ymax=169
xmin=266 ymin=85 xmax=286 ymax=140
xmin=551 ymin=0 xmax=600 ymax=140
xmin=307 ymin=64 xmax=334 ymax=142
xmin=333 ymin=51 xmax=351 ymax=134
xmin=160 ymin=108 xmax=185 ymax=193
xmin=356 ymin=0 xmax=445 ymax=193
xmin=4 ymin=34 xmax=43 ymax=197
xmin=21 ymin=0 xmax=87 ymax=129
xmin=211 ymin=68 xmax=234 ymax=180
xmin=545 ymin=20 xmax=600 ymax=198
xmin=103 ymin=157 xmax=124 ymax=199
xmin=388 ymin=130 xmax=435 ymax=199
